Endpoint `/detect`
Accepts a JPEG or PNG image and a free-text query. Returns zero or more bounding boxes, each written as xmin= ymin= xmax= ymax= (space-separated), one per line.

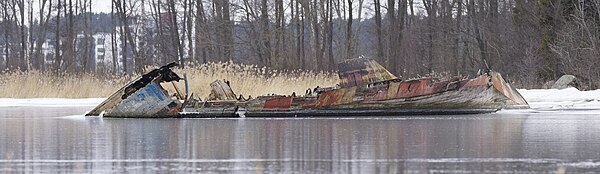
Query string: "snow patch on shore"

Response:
xmin=518 ymin=88 xmax=600 ymax=111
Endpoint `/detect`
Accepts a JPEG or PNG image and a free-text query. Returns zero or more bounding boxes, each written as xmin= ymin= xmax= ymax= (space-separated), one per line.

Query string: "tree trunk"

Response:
xmin=537 ymin=0 xmax=559 ymax=81
xmin=374 ymin=0 xmax=383 ymax=63
xmin=185 ymin=0 xmax=193 ymax=66
xmin=275 ymin=0 xmax=285 ymax=68
xmin=260 ymin=0 xmax=271 ymax=66
xmin=298 ymin=0 xmax=306 ymax=69
xmin=83 ymin=0 xmax=92 ymax=72
xmin=111 ymin=0 xmax=117 ymax=73
xmin=33 ymin=0 xmax=52 ymax=70
xmin=387 ymin=0 xmax=396 ymax=73
xmin=311 ymin=0 xmax=323 ymax=70
xmin=194 ymin=0 xmax=208 ymax=64
xmin=54 ymin=0 xmax=61 ymax=73
xmin=167 ymin=0 xmax=184 ymax=68
xmin=17 ymin=0 xmax=27 ymax=71
xmin=423 ymin=0 xmax=437 ymax=74
xmin=2 ymin=1 xmax=11 ymax=70
xmin=468 ymin=0 xmax=488 ymax=71
xmin=115 ymin=0 xmax=127 ymax=73
xmin=454 ymin=0 xmax=462 ymax=74
xmin=222 ymin=0 xmax=233 ymax=61
xmin=346 ymin=0 xmax=353 ymax=59
xmin=327 ymin=0 xmax=335 ymax=69
xmin=64 ymin=0 xmax=74 ymax=72
xmin=396 ymin=0 xmax=406 ymax=75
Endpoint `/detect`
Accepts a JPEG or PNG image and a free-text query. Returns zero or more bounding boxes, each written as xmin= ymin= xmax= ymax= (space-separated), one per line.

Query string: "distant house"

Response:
xmin=41 ymin=39 xmax=55 ymax=65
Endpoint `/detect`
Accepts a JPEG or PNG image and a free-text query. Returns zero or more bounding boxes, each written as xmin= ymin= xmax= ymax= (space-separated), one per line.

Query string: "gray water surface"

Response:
xmin=1 ymin=106 xmax=600 ymax=173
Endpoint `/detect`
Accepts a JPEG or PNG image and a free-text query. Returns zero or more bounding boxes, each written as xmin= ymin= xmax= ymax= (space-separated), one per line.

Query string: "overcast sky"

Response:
xmin=91 ymin=0 xmax=111 ymax=13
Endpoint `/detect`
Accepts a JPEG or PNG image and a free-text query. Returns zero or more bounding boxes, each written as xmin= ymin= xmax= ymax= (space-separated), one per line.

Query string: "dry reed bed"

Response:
xmin=0 ymin=62 xmax=339 ymax=98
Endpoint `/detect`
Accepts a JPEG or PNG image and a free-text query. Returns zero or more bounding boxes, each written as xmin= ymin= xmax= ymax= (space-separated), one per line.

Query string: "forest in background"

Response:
xmin=1 ymin=0 xmax=600 ymax=89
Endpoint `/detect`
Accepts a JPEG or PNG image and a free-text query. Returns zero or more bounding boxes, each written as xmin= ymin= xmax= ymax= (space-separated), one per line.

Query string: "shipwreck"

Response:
xmin=86 ymin=58 xmax=528 ymax=118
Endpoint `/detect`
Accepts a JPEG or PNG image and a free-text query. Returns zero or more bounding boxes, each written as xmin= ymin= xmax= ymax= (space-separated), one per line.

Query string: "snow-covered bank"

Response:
xmin=518 ymin=88 xmax=600 ymax=111
xmin=0 ymin=98 xmax=105 ymax=107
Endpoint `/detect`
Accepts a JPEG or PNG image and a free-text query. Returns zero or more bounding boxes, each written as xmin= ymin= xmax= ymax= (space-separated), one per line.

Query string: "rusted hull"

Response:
xmin=87 ymin=59 xmax=529 ymax=118
xmin=178 ymin=72 xmax=528 ymax=118
xmin=177 ymin=91 xmax=510 ymax=118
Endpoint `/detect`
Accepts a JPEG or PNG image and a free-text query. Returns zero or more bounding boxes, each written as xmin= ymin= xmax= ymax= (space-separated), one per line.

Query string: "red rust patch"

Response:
xmin=396 ymin=80 xmax=428 ymax=98
xmin=463 ymin=75 xmax=489 ymax=88
xmin=264 ymin=97 xmax=293 ymax=109
xmin=315 ymin=91 xmax=340 ymax=107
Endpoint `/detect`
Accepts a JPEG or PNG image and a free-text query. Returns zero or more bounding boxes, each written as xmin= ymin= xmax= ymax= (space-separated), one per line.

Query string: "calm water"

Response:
xmin=1 ymin=106 xmax=600 ymax=173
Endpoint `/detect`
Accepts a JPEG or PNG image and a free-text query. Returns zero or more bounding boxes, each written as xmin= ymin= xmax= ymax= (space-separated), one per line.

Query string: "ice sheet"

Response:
xmin=0 ymin=98 xmax=105 ymax=107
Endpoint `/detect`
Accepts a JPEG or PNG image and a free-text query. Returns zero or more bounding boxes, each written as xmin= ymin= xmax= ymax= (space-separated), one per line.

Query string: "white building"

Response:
xmin=93 ymin=32 xmax=114 ymax=72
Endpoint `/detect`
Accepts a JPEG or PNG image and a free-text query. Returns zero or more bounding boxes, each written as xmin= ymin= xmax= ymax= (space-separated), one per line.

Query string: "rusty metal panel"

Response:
xmin=315 ymin=90 xmax=339 ymax=107
xmin=397 ymin=80 xmax=424 ymax=98
xmin=264 ymin=97 xmax=293 ymax=109
xmin=364 ymin=85 xmax=389 ymax=101
xmin=491 ymin=72 xmax=528 ymax=105
xmin=431 ymin=81 xmax=449 ymax=91
xmin=104 ymin=82 xmax=180 ymax=117
xmin=463 ymin=75 xmax=489 ymax=88
xmin=334 ymin=86 xmax=357 ymax=105
xmin=313 ymin=86 xmax=358 ymax=107
xmin=393 ymin=79 xmax=453 ymax=99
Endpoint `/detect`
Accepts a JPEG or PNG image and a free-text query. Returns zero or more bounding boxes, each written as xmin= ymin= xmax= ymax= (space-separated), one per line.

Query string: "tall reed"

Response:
xmin=0 ymin=62 xmax=338 ymax=98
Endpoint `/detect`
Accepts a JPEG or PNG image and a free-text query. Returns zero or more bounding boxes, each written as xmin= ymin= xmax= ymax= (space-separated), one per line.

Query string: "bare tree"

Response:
xmin=346 ymin=0 xmax=353 ymax=59
xmin=16 ymin=0 xmax=27 ymax=71
xmin=194 ymin=0 xmax=209 ymax=64
xmin=374 ymin=0 xmax=383 ymax=63
xmin=54 ymin=0 xmax=62 ymax=72
xmin=111 ymin=0 xmax=117 ymax=73
xmin=327 ymin=0 xmax=334 ymax=69
xmin=167 ymin=0 xmax=184 ymax=68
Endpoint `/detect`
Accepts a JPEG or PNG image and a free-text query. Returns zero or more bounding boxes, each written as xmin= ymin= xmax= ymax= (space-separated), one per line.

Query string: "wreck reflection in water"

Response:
xmin=2 ymin=107 xmax=600 ymax=173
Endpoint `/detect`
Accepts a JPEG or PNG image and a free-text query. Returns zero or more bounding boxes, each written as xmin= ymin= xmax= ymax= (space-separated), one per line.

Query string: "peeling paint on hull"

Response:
xmin=103 ymin=82 xmax=180 ymax=117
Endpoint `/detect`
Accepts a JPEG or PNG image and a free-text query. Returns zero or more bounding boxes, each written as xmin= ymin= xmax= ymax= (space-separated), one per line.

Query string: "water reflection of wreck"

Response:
xmin=86 ymin=58 xmax=528 ymax=118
